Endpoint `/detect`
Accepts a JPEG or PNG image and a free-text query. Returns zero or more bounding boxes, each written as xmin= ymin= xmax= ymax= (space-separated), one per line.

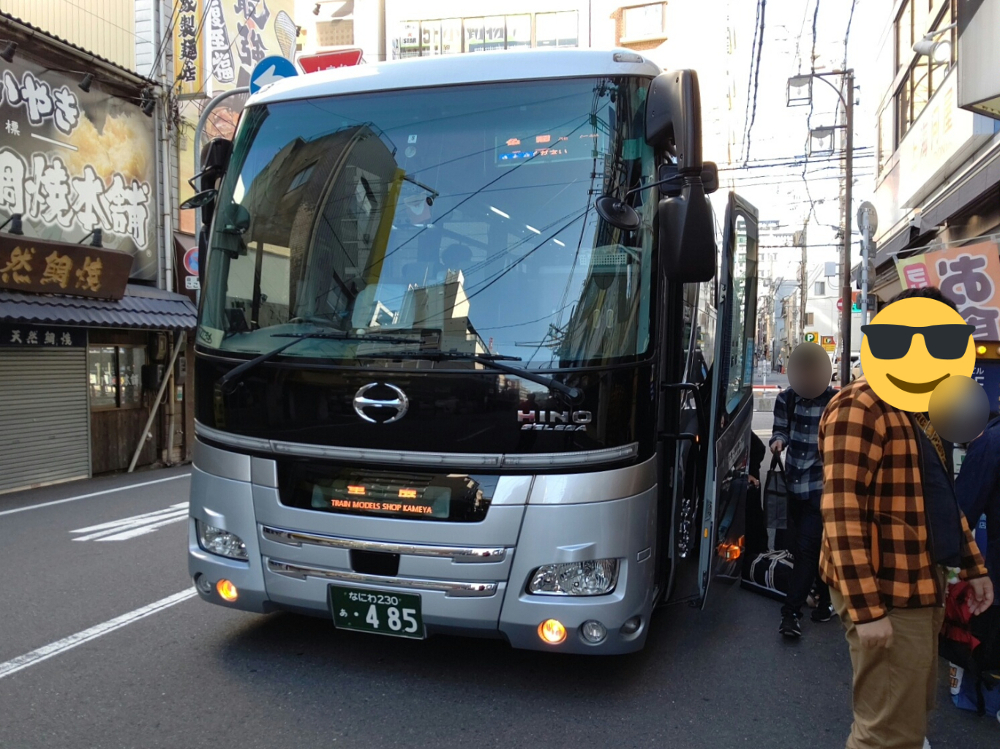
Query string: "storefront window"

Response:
xmin=623 ymin=3 xmax=666 ymax=40
xmin=536 ymin=11 xmax=578 ymax=48
xmin=88 ymin=345 xmax=147 ymax=409
xmin=441 ymin=18 xmax=462 ymax=53
xmin=895 ymin=0 xmax=912 ymax=72
xmin=877 ymin=104 xmax=894 ymax=175
xmin=506 ymin=14 xmax=531 ymax=49
xmin=398 ymin=13 xmax=580 ymax=56
xmin=894 ymin=0 xmax=956 ymax=143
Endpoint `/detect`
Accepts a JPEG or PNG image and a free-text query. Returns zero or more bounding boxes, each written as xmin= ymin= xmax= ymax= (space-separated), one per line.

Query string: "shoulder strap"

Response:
xmin=786 ymin=389 xmax=797 ymax=432
xmin=913 ymin=412 xmax=948 ymax=468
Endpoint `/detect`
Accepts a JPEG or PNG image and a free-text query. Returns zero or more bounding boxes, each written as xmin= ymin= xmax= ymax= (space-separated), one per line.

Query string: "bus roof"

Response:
xmin=248 ymin=48 xmax=663 ymax=107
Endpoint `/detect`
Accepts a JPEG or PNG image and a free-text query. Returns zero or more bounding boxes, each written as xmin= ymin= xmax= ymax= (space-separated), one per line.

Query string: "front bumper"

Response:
xmin=188 ymin=441 xmax=657 ymax=654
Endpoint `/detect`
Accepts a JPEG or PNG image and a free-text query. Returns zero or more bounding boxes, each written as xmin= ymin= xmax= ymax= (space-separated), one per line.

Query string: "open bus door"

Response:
xmin=697 ymin=192 xmax=758 ymax=607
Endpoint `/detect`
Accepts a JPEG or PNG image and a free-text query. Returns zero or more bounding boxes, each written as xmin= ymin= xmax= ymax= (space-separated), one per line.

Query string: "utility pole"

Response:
xmin=798 ymin=223 xmax=808 ymax=344
xmin=786 ymin=68 xmax=855 ymax=383
xmin=839 ymin=70 xmax=855 ymax=384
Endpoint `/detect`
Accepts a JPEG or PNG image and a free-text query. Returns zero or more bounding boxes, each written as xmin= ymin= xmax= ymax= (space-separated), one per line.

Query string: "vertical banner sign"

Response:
xmin=0 ymin=55 xmax=158 ymax=280
xmin=896 ymin=241 xmax=1000 ymax=340
xmin=174 ymin=0 xmax=204 ymax=97
xmin=208 ymin=0 xmax=296 ymax=91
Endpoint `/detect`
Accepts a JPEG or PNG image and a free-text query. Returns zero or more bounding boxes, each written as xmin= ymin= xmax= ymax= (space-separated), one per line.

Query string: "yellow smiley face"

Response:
xmin=861 ymin=297 xmax=976 ymax=411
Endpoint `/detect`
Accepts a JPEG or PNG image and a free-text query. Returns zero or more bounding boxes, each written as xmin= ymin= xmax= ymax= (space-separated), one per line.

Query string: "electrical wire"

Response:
xmin=738 ymin=0 xmax=764 ymax=165
xmin=149 ymin=0 xmax=183 ymax=82
xmin=743 ymin=0 xmax=767 ymax=167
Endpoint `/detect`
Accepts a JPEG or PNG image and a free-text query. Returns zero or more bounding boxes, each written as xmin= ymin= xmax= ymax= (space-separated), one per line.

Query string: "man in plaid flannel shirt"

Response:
xmin=819 ymin=287 xmax=993 ymax=749
xmin=770 ymin=344 xmax=837 ymax=638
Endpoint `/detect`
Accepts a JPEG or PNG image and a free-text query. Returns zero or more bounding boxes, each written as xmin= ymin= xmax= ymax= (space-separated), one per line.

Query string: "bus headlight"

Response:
xmin=527 ymin=559 xmax=620 ymax=596
xmin=197 ymin=521 xmax=248 ymax=560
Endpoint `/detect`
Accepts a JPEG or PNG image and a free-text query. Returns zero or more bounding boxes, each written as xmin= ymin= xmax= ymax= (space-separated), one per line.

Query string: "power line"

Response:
xmin=743 ymin=0 xmax=767 ymax=167
xmin=150 ymin=1 xmax=183 ymax=81
xmin=801 ymin=0 xmax=821 ymax=225
xmin=739 ymin=0 xmax=763 ymax=165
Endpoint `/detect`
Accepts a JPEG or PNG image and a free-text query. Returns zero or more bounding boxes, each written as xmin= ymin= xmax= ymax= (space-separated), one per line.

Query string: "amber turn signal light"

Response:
xmin=216 ymin=579 xmax=239 ymax=602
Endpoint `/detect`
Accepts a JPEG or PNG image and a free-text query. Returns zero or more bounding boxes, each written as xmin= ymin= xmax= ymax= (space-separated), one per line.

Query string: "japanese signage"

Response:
xmin=0 ymin=233 xmax=132 ymax=300
xmin=896 ymin=241 xmax=1000 ymax=340
xmin=207 ymin=0 xmax=297 ymax=91
xmin=0 ymin=56 xmax=158 ymax=280
xmin=804 ymin=331 xmax=818 ymax=343
xmin=972 ymin=360 xmax=1000 ymax=414
xmin=0 ymin=323 xmax=84 ymax=347
xmin=174 ymin=0 xmax=204 ymax=97
xmin=897 ymin=73 xmax=993 ymax=209
xmin=821 ymin=335 xmax=836 ymax=352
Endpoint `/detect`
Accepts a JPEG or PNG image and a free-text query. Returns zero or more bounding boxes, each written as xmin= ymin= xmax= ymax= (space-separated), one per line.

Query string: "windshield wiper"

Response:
xmin=357 ymin=349 xmax=583 ymax=402
xmin=217 ymin=331 xmax=422 ymax=392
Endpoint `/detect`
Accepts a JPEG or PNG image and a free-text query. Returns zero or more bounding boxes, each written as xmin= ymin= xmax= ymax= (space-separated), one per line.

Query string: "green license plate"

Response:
xmin=329 ymin=585 xmax=425 ymax=639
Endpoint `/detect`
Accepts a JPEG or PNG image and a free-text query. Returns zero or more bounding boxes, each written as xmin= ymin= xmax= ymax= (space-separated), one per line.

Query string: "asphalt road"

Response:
xmin=0 ymin=469 xmax=995 ymax=749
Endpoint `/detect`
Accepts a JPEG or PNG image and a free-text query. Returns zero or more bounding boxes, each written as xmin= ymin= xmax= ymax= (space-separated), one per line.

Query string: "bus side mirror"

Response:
xmin=646 ymin=70 xmax=716 ymax=283
xmin=192 ymin=137 xmax=233 ymax=229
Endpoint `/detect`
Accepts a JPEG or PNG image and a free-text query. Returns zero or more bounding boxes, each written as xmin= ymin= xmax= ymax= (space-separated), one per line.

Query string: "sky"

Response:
xmin=718 ymin=0 xmax=884 ymax=286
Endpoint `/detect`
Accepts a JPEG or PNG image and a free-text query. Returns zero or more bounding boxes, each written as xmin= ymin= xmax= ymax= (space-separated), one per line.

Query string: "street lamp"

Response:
xmin=786 ymin=69 xmax=855 ymax=385
xmin=808 ymin=126 xmax=836 ymax=156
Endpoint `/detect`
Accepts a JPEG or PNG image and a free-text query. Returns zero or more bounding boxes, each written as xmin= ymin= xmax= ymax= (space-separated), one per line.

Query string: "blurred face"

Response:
xmin=787 ymin=343 xmax=833 ymax=399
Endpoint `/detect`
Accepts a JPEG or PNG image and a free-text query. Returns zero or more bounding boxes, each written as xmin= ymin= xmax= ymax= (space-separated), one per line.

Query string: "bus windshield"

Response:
xmin=199 ymin=76 xmax=657 ymax=370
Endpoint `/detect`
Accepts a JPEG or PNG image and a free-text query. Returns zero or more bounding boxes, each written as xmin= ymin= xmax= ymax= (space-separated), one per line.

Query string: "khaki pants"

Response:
xmin=831 ymin=589 xmax=946 ymax=749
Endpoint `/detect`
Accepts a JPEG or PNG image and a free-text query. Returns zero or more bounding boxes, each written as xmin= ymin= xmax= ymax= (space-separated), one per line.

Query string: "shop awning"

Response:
xmin=0 ymin=284 xmax=198 ymax=330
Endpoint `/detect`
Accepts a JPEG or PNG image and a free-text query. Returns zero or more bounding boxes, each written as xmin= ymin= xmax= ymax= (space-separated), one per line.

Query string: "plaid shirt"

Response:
xmin=769 ymin=386 xmax=836 ymax=504
xmin=818 ymin=379 xmax=987 ymax=624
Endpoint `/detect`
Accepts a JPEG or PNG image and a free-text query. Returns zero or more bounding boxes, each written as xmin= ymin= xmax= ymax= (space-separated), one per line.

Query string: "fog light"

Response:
xmin=537 ymin=619 xmax=567 ymax=644
xmin=197 ymin=521 xmax=248 ymax=560
xmin=528 ymin=559 xmax=620 ymax=596
xmin=620 ymin=616 xmax=642 ymax=635
xmin=581 ymin=620 xmax=607 ymax=644
xmin=216 ymin=579 xmax=239 ymax=602
xmin=194 ymin=574 xmax=213 ymax=595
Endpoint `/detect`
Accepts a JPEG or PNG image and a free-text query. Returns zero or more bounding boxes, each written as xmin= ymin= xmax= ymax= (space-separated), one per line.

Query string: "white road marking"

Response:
xmin=71 ymin=502 xmax=189 ymax=542
xmin=0 ymin=474 xmax=190 ymax=518
xmin=0 ymin=589 xmax=197 ymax=681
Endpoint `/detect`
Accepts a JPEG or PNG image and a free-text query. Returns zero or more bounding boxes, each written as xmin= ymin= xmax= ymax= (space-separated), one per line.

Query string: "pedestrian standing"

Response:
xmin=819 ymin=287 xmax=993 ymax=749
xmin=955 ymin=413 xmax=1000 ymax=605
xmin=770 ymin=342 xmax=837 ymax=638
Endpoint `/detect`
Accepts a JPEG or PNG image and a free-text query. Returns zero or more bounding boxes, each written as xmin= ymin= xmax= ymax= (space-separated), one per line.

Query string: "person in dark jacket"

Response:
xmin=956 ymin=414 xmax=1000 ymax=598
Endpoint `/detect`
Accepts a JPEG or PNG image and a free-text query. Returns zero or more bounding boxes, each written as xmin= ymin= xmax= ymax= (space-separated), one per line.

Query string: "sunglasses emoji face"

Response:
xmin=860 ymin=297 xmax=976 ymax=411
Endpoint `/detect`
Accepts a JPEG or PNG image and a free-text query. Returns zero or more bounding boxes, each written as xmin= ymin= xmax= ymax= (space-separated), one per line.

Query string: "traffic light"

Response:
xmin=851 ymin=291 xmax=861 ymax=313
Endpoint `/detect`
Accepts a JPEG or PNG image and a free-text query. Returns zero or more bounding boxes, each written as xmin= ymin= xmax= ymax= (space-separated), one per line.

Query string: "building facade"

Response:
xmin=0 ymin=10 xmax=197 ymax=494
xmin=869 ymin=0 xmax=1000 ymax=410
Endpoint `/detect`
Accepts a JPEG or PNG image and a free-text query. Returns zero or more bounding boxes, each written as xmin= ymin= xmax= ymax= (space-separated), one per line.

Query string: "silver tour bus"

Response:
xmin=186 ymin=49 xmax=759 ymax=654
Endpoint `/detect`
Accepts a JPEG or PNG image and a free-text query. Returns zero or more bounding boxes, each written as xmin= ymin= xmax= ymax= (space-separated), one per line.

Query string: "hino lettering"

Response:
xmin=186 ymin=49 xmax=758 ymax=654
xmin=518 ymin=410 xmax=592 ymax=430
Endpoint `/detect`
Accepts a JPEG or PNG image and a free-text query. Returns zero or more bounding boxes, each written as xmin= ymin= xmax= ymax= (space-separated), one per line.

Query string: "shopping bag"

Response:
xmin=763 ymin=453 xmax=789 ymax=530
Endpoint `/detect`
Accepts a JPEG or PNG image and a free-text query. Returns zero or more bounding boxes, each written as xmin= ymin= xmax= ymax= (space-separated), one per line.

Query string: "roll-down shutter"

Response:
xmin=0 ymin=348 xmax=90 ymax=493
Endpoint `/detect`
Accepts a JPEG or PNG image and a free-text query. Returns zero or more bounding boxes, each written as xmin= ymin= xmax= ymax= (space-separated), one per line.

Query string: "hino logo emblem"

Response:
xmin=517 ymin=410 xmax=592 ymax=431
xmin=354 ymin=383 xmax=409 ymax=424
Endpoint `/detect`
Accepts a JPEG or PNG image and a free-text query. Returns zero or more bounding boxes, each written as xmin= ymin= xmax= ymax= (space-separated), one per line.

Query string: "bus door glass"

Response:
xmin=698 ymin=192 xmax=758 ymax=606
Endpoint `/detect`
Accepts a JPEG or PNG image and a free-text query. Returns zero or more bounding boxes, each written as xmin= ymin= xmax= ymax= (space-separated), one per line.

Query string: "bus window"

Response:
xmin=724 ymin=215 xmax=751 ymax=412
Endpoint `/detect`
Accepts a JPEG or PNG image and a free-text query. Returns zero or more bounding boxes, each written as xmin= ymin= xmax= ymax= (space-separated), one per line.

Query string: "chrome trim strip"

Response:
xmin=265 ymin=558 xmax=498 ymax=597
xmin=261 ymin=526 xmax=507 ymax=563
xmin=195 ymin=421 xmax=638 ymax=469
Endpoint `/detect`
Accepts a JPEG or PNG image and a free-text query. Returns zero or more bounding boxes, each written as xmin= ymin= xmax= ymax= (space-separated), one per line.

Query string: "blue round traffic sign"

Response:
xmin=183 ymin=246 xmax=198 ymax=275
xmin=250 ymin=55 xmax=298 ymax=94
